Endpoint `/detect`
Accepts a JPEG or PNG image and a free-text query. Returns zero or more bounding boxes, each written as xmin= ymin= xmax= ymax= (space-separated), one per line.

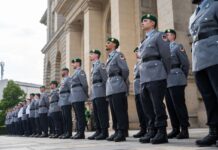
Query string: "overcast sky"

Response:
xmin=0 ymin=0 xmax=47 ymax=85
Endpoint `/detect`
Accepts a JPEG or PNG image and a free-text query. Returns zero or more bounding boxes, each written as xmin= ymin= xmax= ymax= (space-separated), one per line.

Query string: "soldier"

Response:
xmin=88 ymin=49 xmax=109 ymax=140
xmin=164 ymin=29 xmax=190 ymax=139
xmin=29 ymin=93 xmax=36 ymax=136
xmin=189 ymin=0 xmax=218 ymax=147
xmin=133 ymin=47 xmax=148 ymax=138
xmin=49 ymin=80 xmax=63 ymax=138
xmin=22 ymin=100 xmax=29 ymax=136
xmin=38 ymin=86 xmax=49 ymax=137
xmin=59 ymin=68 xmax=72 ymax=139
xmin=69 ymin=58 xmax=88 ymax=139
xmin=26 ymin=99 xmax=32 ymax=135
xmin=17 ymin=102 xmax=24 ymax=135
xmin=138 ymin=14 xmax=171 ymax=144
xmin=34 ymin=93 xmax=42 ymax=137
xmin=105 ymin=37 xmax=129 ymax=142
xmin=5 ymin=110 xmax=10 ymax=135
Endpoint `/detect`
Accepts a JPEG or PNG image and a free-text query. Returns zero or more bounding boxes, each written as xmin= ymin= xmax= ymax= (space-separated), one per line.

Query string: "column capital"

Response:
xmin=81 ymin=0 xmax=102 ymax=13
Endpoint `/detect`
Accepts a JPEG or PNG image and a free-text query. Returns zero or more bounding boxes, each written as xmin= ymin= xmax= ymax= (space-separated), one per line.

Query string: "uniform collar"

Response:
xmin=92 ymin=59 xmax=100 ymax=65
xmin=198 ymin=0 xmax=207 ymax=9
xmin=170 ymin=41 xmax=176 ymax=49
xmin=109 ymin=50 xmax=116 ymax=58
xmin=146 ymin=29 xmax=155 ymax=39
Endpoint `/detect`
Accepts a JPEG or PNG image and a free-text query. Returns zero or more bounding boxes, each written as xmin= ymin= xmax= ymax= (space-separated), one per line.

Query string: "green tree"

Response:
xmin=0 ymin=80 xmax=26 ymax=126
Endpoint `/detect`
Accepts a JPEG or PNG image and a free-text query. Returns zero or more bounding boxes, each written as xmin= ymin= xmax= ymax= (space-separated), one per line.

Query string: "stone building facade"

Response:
xmin=40 ymin=0 xmax=206 ymax=128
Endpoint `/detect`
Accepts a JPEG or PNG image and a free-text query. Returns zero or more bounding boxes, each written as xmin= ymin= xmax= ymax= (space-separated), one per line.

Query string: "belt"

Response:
xmin=30 ymin=109 xmax=35 ymax=110
xmin=39 ymin=105 xmax=47 ymax=108
xmin=193 ymin=30 xmax=218 ymax=42
xmin=171 ymin=64 xmax=180 ymax=69
xmin=92 ymin=79 xmax=102 ymax=84
xmin=109 ymin=72 xmax=122 ymax=78
xmin=72 ymin=84 xmax=82 ymax=88
xmin=135 ymin=75 xmax=140 ymax=79
xmin=60 ymin=90 xmax=70 ymax=94
xmin=142 ymin=56 xmax=161 ymax=62
xmin=50 ymin=100 xmax=58 ymax=104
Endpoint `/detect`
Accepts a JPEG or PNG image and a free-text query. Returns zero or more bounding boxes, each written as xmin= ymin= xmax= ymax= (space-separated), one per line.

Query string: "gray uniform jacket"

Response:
xmin=49 ymin=89 xmax=61 ymax=113
xmin=133 ymin=61 xmax=141 ymax=95
xmin=139 ymin=30 xmax=171 ymax=84
xmin=14 ymin=110 xmax=19 ymax=122
xmin=90 ymin=60 xmax=107 ymax=100
xmin=59 ymin=76 xmax=71 ymax=107
xmin=5 ymin=113 xmax=9 ymax=125
xmin=69 ymin=68 xmax=88 ymax=103
xmin=22 ymin=105 xmax=28 ymax=121
xmin=106 ymin=50 xmax=129 ymax=96
xmin=167 ymin=42 xmax=190 ymax=88
xmin=189 ymin=0 xmax=218 ymax=72
xmin=29 ymin=100 xmax=35 ymax=118
xmin=38 ymin=92 xmax=49 ymax=114
xmin=34 ymin=100 xmax=39 ymax=118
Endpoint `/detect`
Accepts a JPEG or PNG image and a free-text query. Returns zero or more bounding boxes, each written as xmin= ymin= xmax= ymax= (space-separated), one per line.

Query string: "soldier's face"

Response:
xmin=141 ymin=19 xmax=155 ymax=31
xmin=90 ymin=53 xmax=95 ymax=61
xmin=106 ymin=41 xmax=115 ymax=51
xmin=166 ymin=33 xmax=175 ymax=42
xmin=50 ymin=84 xmax=56 ymax=89
xmin=40 ymin=87 xmax=45 ymax=93
xmin=135 ymin=51 xmax=139 ymax=59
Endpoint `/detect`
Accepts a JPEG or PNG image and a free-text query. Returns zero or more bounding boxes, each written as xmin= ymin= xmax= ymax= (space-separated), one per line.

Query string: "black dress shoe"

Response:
xmin=95 ymin=131 xmax=109 ymax=140
xmin=196 ymin=127 xmax=218 ymax=147
xmin=40 ymin=133 xmax=48 ymax=138
xmin=58 ymin=134 xmax=65 ymax=139
xmin=73 ymin=132 xmax=85 ymax=139
xmin=53 ymin=134 xmax=61 ymax=138
xmin=167 ymin=128 xmax=180 ymax=139
xmin=139 ymin=129 xmax=157 ymax=143
xmin=88 ymin=131 xmax=101 ymax=140
xmin=62 ymin=133 xmax=72 ymax=139
xmin=151 ymin=128 xmax=168 ymax=144
xmin=114 ymin=131 xmax=126 ymax=142
xmin=107 ymin=131 xmax=118 ymax=141
xmin=176 ymin=128 xmax=189 ymax=139
xmin=133 ymin=129 xmax=147 ymax=138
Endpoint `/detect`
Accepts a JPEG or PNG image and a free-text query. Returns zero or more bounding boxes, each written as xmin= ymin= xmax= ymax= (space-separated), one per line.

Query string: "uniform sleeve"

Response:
xmin=116 ymin=53 xmax=129 ymax=81
xmin=176 ymin=45 xmax=190 ymax=77
xmin=78 ymin=70 xmax=89 ymax=96
xmin=66 ymin=77 xmax=72 ymax=90
xmin=99 ymin=63 xmax=108 ymax=84
xmin=44 ymin=94 xmax=50 ymax=108
xmin=156 ymin=33 xmax=171 ymax=74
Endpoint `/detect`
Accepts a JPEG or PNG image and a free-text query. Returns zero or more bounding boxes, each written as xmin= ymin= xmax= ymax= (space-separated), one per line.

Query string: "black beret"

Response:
xmin=71 ymin=58 xmax=82 ymax=63
xmin=141 ymin=14 xmax=157 ymax=27
xmin=30 ymin=93 xmax=35 ymax=96
xmin=50 ymin=80 xmax=58 ymax=86
xmin=90 ymin=49 xmax=101 ymax=56
xmin=107 ymin=37 xmax=120 ymax=48
xmin=165 ymin=29 xmax=176 ymax=36
xmin=62 ymin=67 xmax=69 ymax=72
xmin=40 ymin=85 xmax=45 ymax=89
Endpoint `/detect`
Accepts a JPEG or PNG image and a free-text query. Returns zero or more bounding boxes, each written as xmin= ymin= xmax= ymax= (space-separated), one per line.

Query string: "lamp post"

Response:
xmin=0 ymin=61 xmax=5 ymax=80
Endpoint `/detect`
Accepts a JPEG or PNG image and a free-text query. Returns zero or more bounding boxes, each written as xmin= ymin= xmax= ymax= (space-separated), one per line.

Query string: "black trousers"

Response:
xmin=72 ymin=101 xmax=86 ymax=133
xmin=30 ymin=118 xmax=36 ymax=134
xmin=93 ymin=97 xmax=109 ymax=131
xmin=108 ymin=92 xmax=129 ymax=131
xmin=22 ymin=119 xmax=29 ymax=135
xmin=140 ymin=80 xmax=168 ymax=129
xmin=165 ymin=86 xmax=190 ymax=128
xmin=195 ymin=64 xmax=218 ymax=126
xmin=39 ymin=113 xmax=48 ymax=134
xmin=35 ymin=117 xmax=41 ymax=134
xmin=27 ymin=116 xmax=32 ymax=135
xmin=135 ymin=94 xmax=148 ymax=130
xmin=61 ymin=105 xmax=72 ymax=135
xmin=51 ymin=111 xmax=63 ymax=135
xmin=18 ymin=118 xmax=24 ymax=135
xmin=48 ymin=115 xmax=55 ymax=135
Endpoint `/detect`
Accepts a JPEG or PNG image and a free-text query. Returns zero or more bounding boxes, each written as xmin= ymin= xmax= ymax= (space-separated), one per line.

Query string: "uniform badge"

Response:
xmin=162 ymin=34 xmax=168 ymax=42
xmin=101 ymin=64 xmax=106 ymax=69
xmin=120 ymin=54 xmax=126 ymax=60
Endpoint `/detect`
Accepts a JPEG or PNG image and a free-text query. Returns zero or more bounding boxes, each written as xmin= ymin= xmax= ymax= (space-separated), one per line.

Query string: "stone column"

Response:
xmin=110 ymin=0 xmax=139 ymax=129
xmin=65 ymin=24 xmax=83 ymax=72
xmin=82 ymin=1 xmax=104 ymax=85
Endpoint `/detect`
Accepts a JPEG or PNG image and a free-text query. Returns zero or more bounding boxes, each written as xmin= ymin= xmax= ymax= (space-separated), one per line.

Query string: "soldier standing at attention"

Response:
xmin=105 ymin=38 xmax=129 ymax=142
xmin=164 ymin=29 xmax=190 ymax=139
xmin=39 ymin=86 xmax=49 ymax=137
xmin=69 ymin=58 xmax=88 ymax=139
xmin=88 ymin=49 xmax=109 ymax=140
xmin=189 ymin=0 xmax=218 ymax=147
xmin=133 ymin=47 xmax=148 ymax=138
xmin=34 ymin=93 xmax=42 ymax=137
xmin=49 ymin=80 xmax=63 ymax=138
xmin=59 ymin=68 xmax=72 ymax=139
xmin=138 ymin=14 xmax=171 ymax=144
xmin=29 ymin=93 xmax=36 ymax=137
